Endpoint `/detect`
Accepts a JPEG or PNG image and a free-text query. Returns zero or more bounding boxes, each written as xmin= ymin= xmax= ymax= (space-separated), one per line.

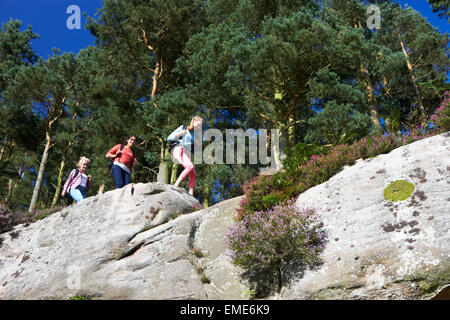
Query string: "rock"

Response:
xmin=0 ymin=183 xmax=248 ymax=300
xmin=281 ymin=132 xmax=450 ymax=300
xmin=0 ymin=183 xmax=199 ymax=299
xmin=192 ymin=197 xmax=251 ymax=299
xmin=1 ymin=132 xmax=448 ymax=300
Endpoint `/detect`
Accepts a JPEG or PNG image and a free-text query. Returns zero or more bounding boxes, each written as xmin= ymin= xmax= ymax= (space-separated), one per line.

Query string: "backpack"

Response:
xmin=168 ymin=125 xmax=195 ymax=155
xmin=73 ymin=169 xmax=80 ymax=180
xmin=109 ymin=144 xmax=135 ymax=170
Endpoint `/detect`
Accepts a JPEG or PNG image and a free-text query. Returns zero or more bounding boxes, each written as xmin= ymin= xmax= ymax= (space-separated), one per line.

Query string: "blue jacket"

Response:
xmin=167 ymin=125 xmax=194 ymax=152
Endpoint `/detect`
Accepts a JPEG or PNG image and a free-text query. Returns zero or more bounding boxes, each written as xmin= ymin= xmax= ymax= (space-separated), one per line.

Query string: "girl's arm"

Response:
xmin=62 ymin=169 xmax=76 ymax=197
xmin=106 ymin=144 xmax=121 ymax=159
xmin=86 ymin=175 xmax=91 ymax=191
xmin=167 ymin=126 xmax=186 ymax=141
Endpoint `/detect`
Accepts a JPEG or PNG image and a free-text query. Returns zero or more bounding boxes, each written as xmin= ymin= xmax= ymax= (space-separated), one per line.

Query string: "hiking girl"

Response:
xmin=167 ymin=116 xmax=203 ymax=196
xmin=61 ymin=156 xmax=91 ymax=202
xmin=105 ymin=135 xmax=138 ymax=189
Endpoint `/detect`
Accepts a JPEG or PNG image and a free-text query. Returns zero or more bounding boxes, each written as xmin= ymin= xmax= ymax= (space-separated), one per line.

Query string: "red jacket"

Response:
xmin=106 ymin=144 xmax=136 ymax=170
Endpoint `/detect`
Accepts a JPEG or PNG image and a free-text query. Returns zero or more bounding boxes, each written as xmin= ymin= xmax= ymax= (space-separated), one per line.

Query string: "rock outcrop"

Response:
xmin=281 ymin=132 xmax=450 ymax=300
xmin=1 ymin=132 xmax=449 ymax=300
xmin=0 ymin=183 xmax=247 ymax=299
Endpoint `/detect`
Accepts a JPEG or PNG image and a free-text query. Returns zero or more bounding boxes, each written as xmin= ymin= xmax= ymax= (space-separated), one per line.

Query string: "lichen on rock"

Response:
xmin=383 ymin=180 xmax=415 ymax=202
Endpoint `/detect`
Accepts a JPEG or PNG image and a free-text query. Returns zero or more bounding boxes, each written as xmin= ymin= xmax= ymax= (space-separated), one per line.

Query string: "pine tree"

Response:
xmin=427 ymin=0 xmax=449 ymax=19
xmin=375 ymin=2 xmax=449 ymax=126
xmin=4 ymin=51 xmax=78 ymax=212
xmin=0 ymin=19 xmax=40 ymax=208
xmin=86 ymin=0 xmax=208 ymax=184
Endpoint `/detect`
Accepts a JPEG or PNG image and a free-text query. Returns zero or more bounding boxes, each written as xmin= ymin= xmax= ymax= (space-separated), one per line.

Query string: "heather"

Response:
xmin=0 ymin=205 xmax=66 ymax=234
xmin=236 ymin=124 xmax=441 ymax=220
xmin=431 ymin=91 xmax=450 ymax=131
xmin=226 ymin=199 xmax=326 ymax=296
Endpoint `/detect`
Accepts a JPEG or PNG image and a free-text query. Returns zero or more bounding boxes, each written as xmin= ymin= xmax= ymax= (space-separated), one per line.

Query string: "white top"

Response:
xmin=113 ymin=160 xmax=131 ymax=174
xmin=80 ymin=173 xmax=88 ymax=187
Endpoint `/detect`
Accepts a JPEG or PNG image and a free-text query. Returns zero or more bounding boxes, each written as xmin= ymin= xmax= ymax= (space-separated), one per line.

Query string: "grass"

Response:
xmin=193 ymin=248 xmax=206 ymax=258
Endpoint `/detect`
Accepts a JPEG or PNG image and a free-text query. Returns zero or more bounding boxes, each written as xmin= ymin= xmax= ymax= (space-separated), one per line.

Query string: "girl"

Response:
xmin=106 ymin=135 xmax=138 ymax=189
xmin=168 ymin=116 xmax=203 ymax=196
xmin=61 ymin=156 xmax=91 ymax=202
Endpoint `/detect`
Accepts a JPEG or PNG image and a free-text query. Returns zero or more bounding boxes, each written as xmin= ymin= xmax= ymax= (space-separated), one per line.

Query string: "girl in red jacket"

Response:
xmin=106 ymin=135 xmax=138 ymax=189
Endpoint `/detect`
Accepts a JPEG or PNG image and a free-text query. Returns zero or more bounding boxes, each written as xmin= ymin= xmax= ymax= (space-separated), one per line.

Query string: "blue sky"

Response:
xmin=0 ymin=0 xmax=448 ymax=59
xmin=0 ymin=0 xmax=103 ymax=58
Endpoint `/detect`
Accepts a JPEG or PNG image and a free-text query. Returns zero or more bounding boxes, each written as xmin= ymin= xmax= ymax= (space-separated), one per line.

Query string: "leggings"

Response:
xmin=172 ymin=145 xmax=196 ymax=188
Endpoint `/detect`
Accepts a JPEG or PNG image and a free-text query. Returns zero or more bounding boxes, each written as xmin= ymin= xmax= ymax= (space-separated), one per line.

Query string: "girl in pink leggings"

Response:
xmin=167 ymin=116 xmax=203 ymax=196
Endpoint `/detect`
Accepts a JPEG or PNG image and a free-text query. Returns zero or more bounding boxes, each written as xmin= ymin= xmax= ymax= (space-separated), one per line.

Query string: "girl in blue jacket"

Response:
xmin=167 ymin=116 xmax=203 ymax=196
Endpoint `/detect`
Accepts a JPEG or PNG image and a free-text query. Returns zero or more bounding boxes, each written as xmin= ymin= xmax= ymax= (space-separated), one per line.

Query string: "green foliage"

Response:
xmin=427 ymin=0 xmax=449 ymax=19
xmin=305 ymin=101 xmax=371 ymax=145
xmin=238 ymin=127 xmax=437 ymax=220
xmin=431 ymin=91 xmax=450 ymax=131
xmin=1 ymin=0 xmax=448 ymax=214
xmin=282 ymin=142 xmax=331 ymax=174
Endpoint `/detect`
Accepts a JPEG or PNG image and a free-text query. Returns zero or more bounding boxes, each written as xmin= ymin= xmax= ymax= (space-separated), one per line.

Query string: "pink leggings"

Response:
xmin=172 ymin=146 xmax=196 ymax=188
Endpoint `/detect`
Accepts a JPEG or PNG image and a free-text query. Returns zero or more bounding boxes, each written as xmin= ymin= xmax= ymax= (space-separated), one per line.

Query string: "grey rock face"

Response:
xmin=281 ymin=132 xmax=450 ymax=300
xmin=0 ymin=182 xmax=248 ymax=300
xmin=1 ymin=133 xmax=448 ymax=300
xmin=0 ymin=183 xmax=196 ymax=299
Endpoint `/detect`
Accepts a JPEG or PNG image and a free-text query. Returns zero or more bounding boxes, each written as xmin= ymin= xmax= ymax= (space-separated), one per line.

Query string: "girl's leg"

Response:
xmin=78 ymin=186 xmax=87 ymax=199
xmin=69 ymin=188 xmax=84 ymax=202
xmin=173 ymin=147 xmax=196 ymax=193
xmin=112 ymin=165 xmax=125 ymax=189
xmin=124 ymin=171 xmax=131 ymax=186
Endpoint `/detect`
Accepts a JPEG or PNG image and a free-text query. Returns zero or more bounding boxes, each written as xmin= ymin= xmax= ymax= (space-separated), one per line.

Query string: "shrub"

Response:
xmin=236 ymin=175 xmax=273 ymax=219
xmin=353 ymin=135 xmax=400 ymax=160
xmin=0 ymin=205 xmax=67 ymax=235
xmin=0 ymin=206 xmax=13 ymax=234
xmin=431 ymin=91 xmax=450 ymax=131
xmin=226 ymin=199 xmax=326 ymax=295
xmin=282 ymin=142 xmax=331 ymax=176
xmin=237 ymin=125 xmax=438 ymax=221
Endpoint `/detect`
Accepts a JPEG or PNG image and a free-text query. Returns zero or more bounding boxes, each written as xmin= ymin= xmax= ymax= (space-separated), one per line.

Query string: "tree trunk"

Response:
xmin=355 ymin=21 xmax=381 ymax=131
xmin=396 ymin=27 xmax=426 ymax=124
xmin=0 ymin=137 xmax=7 ymax=162
xmin=203 ymin=182 xmax=210 ymax=208
xmin=288 ymin=115 xmax=296 ymax=147
xmin=5 ymin=178 xmax=14 ymax=208
xmin=273 ymin=123 xmax=286 ymax=172
xmin=51 ymin=155 xmax=66 ymax=208
xmin=360 ymin=64 xmax=382 ymax=131
xmin=5 ymin=165 xmax=24 ymax=208
xmin=383 ymin=76 xmax=391 ymax=98
xmin=97 ymin=183 xmax=105 ymax=195
xmin=29 ymin=135 xmax=52 ymax=212
xmin=170 ymin=162 xmax=178 ymax=184
xmin=157 ymin=140 xmax=168 ymax=184
xmin=277 ymin=263 xmax=283 ymax=293
xmin=0 ymin=138 xmax=14 ymax=170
